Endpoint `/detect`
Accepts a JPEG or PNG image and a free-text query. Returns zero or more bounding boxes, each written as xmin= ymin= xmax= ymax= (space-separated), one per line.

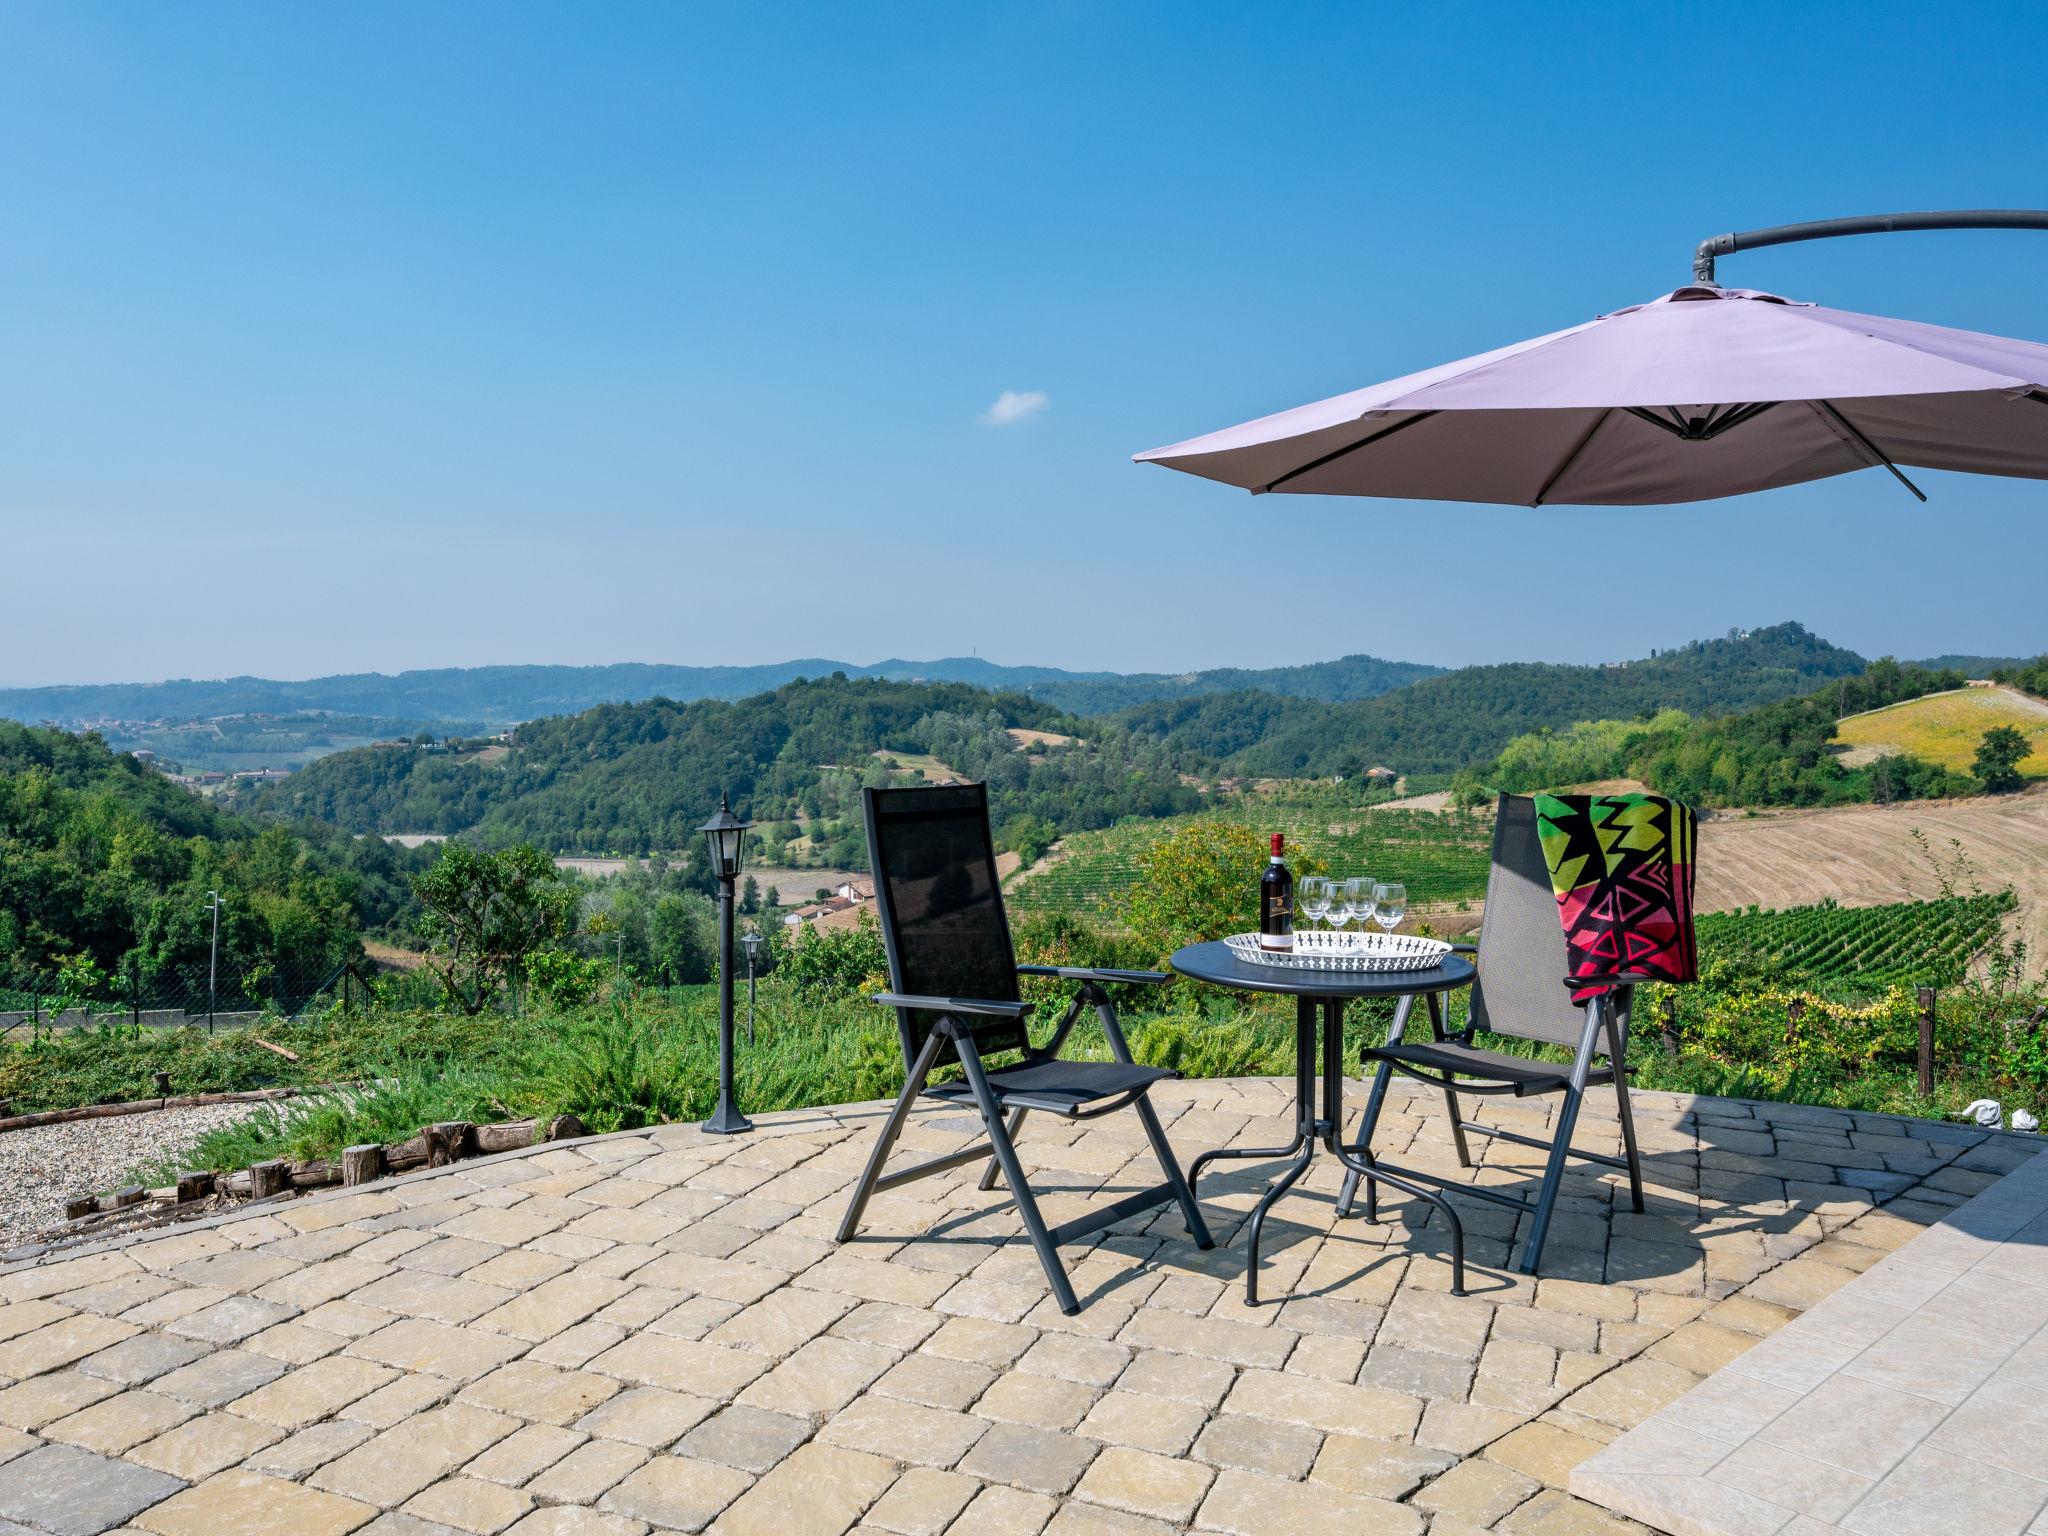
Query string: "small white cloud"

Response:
xmin=979 ymin=389 xmax=1049 ymax=427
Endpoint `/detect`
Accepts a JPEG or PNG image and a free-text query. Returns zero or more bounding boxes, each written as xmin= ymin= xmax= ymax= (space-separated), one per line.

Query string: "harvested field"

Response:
xmin=1008 ymin=727 xmax=1077 ymax=748
xmin=1696 ymin=787 xmax=2048 ymax=965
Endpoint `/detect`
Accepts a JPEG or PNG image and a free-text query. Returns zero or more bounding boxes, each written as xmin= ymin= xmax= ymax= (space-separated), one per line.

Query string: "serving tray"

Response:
xmin=1222 ymin=930 xmax=1452 ymax=972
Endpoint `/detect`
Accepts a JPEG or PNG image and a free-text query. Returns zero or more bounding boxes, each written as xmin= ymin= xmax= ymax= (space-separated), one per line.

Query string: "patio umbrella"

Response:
xmin=1136 ymin=238 xmax=2048 ymax=507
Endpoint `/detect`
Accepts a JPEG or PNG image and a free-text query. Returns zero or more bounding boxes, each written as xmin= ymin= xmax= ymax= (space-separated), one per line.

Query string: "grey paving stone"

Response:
xmin=0 ymin=1443 xmax=185 ymax=1535
xmin=959 ymin=1422 xmax=1100 ymax=1495
xmin=164 ymin=1294 xmax=300 ymax=1344
xmin=74 ymin=1332 xmax=212 ymax=1386
xmin=148 ymin=1347 xmax=290 ymax=1407
xmin=674 ymin=1406 xmax=812 ymax=1472
xmin=1357 ymin=1343 xmax=1476 ymax=1400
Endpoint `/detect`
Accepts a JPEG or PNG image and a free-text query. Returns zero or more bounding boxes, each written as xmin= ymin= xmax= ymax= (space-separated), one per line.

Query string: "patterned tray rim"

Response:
xmin=1221 ymin=931 xmax=1452 ymax=971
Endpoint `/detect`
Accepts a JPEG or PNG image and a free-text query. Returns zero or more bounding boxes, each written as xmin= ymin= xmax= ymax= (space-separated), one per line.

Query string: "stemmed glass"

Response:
xmin=1299 ymin=876 xmax=1332 ymax=939
xmin=1374 ymin=881 xmax=1407 ymax=935
xmin=1344 ymin=878 xmax=1376 ymax=944
xmin=1324 ymin=879 xmax=1354 ymax=940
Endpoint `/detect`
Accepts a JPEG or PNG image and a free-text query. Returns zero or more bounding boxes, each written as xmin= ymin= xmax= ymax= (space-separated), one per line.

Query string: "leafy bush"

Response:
xmin=1122 ymin=821 xmax=1325 ymax=961
xmin=771 ymin=915 xmax=887 ymax=996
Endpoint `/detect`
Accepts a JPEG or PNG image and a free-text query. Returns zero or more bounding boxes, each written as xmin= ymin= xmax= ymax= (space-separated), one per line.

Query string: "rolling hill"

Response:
xmin=1833 ymin=685 xmax=2048 ymax=778
xmin=1116 ymin=622 xmax=1869 ymax=777
xmin=240 ymin=675 xmax=1203 ymax=854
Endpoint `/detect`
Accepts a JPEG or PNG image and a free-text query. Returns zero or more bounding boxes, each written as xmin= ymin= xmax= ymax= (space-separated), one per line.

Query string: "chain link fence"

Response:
xmin=0 ymin=953 xmax=369 ymax=1039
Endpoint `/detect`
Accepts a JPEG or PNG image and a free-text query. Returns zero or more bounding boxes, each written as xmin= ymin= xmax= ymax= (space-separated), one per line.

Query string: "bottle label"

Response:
xmin=1260 ymin=893 xmax=1293 ymax=949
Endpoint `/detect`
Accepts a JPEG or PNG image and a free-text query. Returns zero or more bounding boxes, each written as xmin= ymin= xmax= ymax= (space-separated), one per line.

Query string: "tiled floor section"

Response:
xmin=0 ymin=1075 xmax=2036 ymax=1536
xmin=1573 ymin=1146 xmax=2048 ymax=1536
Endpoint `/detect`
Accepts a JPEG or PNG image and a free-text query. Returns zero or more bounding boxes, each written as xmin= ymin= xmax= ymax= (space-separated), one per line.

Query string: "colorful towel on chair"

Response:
xmin=1532 ymin=793 xmax=1697 ymax=1001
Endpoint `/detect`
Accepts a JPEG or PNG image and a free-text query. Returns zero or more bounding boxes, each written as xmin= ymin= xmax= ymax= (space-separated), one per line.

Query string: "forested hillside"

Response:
xmin=244 ymin=675 xmax=1202 ymax=856
xmin=1488 ymin=660 xmax=1973 ymax=807
xmin=1115 ymin=623 xmax=1866 ymax=777
xmin=0 ymin=722 xmax=431 ymax=999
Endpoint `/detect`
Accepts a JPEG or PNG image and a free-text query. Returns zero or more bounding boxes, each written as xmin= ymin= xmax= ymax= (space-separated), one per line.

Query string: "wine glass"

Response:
xmin=1299 ymin=876 xmax=1332 ymax=938
xmin=1374 ymin=881 xmax=1407 ymax=935
xmin=1325 ymin=879 xmax=1354 ymax=939
xmin=1344 ymin=877 xmax=1376 ymax=941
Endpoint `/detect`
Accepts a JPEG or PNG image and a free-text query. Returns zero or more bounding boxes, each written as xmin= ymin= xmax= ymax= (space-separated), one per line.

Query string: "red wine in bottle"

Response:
xmin=1259 ymin=833 xmax=1294 ymax=951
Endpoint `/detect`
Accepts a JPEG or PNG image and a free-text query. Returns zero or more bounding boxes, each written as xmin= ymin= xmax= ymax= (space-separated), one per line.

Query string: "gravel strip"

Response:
xmin=0 ymin=1103 xmax=259 ymax=1249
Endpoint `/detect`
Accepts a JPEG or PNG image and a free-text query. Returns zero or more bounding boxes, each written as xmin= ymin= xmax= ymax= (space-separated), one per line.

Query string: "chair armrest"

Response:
xmin=871 ymin=992 xmax=1034 ymax=1019
xmin=1016 ymin=965 xmax=1169 ymax=985
xmin=1561 ymin=971 xmax=1662 ymax=990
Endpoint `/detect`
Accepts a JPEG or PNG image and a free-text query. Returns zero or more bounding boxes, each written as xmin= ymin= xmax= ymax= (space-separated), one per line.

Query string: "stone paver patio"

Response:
xmin=0 ymin=1075 xmax=2037 ymax=1536
xmin=1574 ymin=1144 xmax=2048 ymax=1536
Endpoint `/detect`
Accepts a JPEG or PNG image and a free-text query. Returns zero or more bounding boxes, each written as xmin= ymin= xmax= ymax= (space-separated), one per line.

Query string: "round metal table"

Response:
xmin=1169 ymin=939 xmax=1477 ymax=1304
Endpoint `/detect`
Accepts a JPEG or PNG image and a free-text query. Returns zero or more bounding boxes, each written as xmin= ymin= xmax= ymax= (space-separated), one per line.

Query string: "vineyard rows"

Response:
xmin=1696 ymin=891 xmax=2015 ymax=987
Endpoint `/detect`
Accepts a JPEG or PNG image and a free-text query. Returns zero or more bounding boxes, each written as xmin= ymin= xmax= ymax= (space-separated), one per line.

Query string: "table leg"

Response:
xmin=1238 ymin=996 xmax=1317 ymax=1307
xmin=1189 ymin=995 xmax=1314 ymax=1192
xmin=1336 ymin=994 xmax=1412 ymax=1221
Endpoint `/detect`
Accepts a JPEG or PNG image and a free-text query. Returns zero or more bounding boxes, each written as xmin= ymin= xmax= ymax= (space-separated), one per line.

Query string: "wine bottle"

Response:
xmin=1259 ymin=832 xmax=1294 ymax=951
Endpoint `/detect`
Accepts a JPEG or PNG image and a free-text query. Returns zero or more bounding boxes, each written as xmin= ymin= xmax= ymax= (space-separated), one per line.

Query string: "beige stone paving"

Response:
xmin=0 ymin=1076 xmax=2037 ymax=1536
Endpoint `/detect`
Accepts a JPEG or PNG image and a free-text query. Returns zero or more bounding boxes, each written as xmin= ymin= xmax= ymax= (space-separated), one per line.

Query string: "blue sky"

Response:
xmin=3 ymin=3 xmax=2045 ymax=685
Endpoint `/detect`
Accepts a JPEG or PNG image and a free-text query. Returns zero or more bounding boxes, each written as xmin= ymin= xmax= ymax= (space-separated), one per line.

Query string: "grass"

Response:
xmin=1832 ymin=684 xmax=2048 ymax=776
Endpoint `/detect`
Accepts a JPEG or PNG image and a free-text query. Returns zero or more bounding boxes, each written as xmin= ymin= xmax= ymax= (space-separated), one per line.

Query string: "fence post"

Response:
xmin=1915 ymin=986 xmax=1937 ymax=1098
xmin=1659 ymin=993 xmax=1679 ymax=1059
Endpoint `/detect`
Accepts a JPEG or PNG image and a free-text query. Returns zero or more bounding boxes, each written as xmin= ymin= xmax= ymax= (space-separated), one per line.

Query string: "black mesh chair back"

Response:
xmin=863 ymin=783 xmax=1029 ymax=1061
xmin=1467 ymin=794 xmax=1588 ymax=1048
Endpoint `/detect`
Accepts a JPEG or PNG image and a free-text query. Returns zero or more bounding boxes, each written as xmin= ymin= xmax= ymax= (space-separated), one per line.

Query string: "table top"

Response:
xmin=1170 ymin=939 xmax=1475 ymax=999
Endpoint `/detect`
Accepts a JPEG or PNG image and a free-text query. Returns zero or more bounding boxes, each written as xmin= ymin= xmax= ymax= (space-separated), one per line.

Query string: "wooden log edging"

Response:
xmin=61 ymin=1110 xmax=597 ymax=1236
xmin=0 ymin=1082 xmax=371 ymax=1136
xmin=38 ymin=1110 xmax=607 ymax=1259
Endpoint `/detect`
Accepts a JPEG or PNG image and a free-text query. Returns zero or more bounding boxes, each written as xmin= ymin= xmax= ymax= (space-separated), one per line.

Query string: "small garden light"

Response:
xmin=740 ymin=927 xmax=765 ymax=1045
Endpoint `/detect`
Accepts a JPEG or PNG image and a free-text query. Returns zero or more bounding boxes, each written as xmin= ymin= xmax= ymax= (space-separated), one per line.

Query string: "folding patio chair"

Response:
xmin=1337 ymin=793 xmax=1659 ymax=1275
xmin=835 ymin=783 xmax=1212 ymax=1314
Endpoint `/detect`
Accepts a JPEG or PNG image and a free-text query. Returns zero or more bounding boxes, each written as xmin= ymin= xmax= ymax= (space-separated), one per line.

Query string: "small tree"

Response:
xmin=1973 ymin=725 xmax=2030 ymax=794
xmin=1124 ymin=822 xmax=1323 ymax=960
xmin=412 ymin=844 xmax=579 ymax=1013
xmin=648 ymin=891 xmax=716 ymax=984
xmin=1449 ymin=769 xmax=1490 ymax=810
xmin=739 ymin=875 xmax=760 ymax=914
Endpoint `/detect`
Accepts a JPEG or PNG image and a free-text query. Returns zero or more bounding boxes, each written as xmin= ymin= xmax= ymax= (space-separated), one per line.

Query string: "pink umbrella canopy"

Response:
xmin=1135 ymin=284 xmax=2048 ymax=506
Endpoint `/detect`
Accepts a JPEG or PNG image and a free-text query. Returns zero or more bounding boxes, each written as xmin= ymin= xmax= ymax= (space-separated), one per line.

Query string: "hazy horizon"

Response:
xmin=5 ymin=5 xmax=2046 ymax=683
xmin=0 ymin=620 xmax=2009 ymax=696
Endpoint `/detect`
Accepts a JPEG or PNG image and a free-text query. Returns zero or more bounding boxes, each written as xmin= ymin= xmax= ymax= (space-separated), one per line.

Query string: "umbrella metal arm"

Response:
xmin=1693 ymin=210 xmax=2048 ymax=285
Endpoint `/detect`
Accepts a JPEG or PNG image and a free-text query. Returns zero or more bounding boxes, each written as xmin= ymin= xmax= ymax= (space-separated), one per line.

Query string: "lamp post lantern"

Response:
xmin=740 ymin=928 xmax=765 ymax=1045
xmin=699 ymin=796 xmax=754 ymax=1134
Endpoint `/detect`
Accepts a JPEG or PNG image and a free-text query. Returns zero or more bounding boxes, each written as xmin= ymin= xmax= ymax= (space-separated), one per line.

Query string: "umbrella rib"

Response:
xmin=1531 ymin=409 xmax=1612 ymax=507
xmin=1812 ymin=401 xmax=1928 ymax=503
xmin=1259 ymin=410 xmax=1440 ymax=493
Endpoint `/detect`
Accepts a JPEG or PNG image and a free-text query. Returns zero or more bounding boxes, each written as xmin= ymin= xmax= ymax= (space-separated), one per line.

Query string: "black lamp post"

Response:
xmin=740 ymin=928 xmax=765 ymax=1046
xmin=699 ymin=795 xmax=754 ymax=1134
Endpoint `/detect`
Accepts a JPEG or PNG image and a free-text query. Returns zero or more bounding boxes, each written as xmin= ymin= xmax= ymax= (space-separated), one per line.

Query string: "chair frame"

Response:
xmin=1337 ymin=966 xmax=1652 ymax=1276
xmin=835 ymin=786 xmax=1212 ymax=1315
